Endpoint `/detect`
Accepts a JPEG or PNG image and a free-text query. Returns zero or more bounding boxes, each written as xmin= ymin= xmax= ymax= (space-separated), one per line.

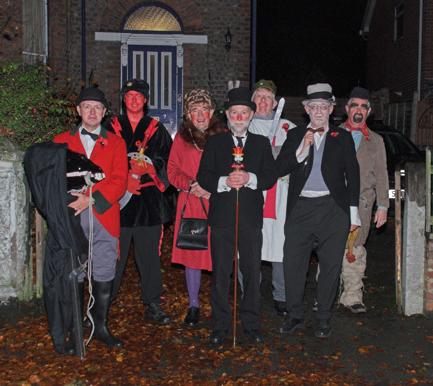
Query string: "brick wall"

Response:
xmin=0 ymin=1 xmax=23 ymax=61
xmin=46 ymin=0 xmax=251 ymax=111
xmin=366 ymin=0 xmax=419 ymax=102
xmin=421 ymin=1 xmax=433 ymax=98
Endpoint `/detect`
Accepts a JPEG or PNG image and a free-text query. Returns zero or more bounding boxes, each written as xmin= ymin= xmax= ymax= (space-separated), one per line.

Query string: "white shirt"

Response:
xmin=79 ymin=125 xmax=101 ymax=158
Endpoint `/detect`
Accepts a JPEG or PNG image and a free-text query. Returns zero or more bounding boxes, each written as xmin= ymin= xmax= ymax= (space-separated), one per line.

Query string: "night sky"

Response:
xmin=256 ymin=0 xmax=367 ymax=98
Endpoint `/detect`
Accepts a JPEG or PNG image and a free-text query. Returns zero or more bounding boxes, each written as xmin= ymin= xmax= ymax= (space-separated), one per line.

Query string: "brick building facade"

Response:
xmin=361 ymin=1 xmax=433 ymax=143
xmin=2 ymin=0 xmax=251 ymax=132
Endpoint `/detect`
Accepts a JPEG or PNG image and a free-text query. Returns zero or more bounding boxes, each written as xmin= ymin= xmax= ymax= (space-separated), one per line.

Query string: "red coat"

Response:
xmin=167 ymin=134 xmax=211 ymax=271
xmin=53 ymin=126 xmax=128 ymax=237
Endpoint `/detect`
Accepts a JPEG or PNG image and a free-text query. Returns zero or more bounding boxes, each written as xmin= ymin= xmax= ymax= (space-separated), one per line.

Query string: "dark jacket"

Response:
xmin=197 ymin=131 xmax=277 ymax=229
xmin=107 ymin=115 xmax=175 ymax=227
xmin=276 ymin=125 xmax=360 ymax=217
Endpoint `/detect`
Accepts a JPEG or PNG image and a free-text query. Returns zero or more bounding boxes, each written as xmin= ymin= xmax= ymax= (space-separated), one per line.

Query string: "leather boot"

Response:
xmin=64 ymin=282 xmax=84 ymax=355
xmin=92 ymin=280 xmax=123 ymax=348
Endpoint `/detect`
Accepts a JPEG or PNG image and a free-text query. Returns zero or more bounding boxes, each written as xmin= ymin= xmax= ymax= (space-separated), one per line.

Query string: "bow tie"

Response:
xmin=81 ymin=128 xmax=99 ymax=141
xmin=308 ymin=127 xmax=324 ymax=134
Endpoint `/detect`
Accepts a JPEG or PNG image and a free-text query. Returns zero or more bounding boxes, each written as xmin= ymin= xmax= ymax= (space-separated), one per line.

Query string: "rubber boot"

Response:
xmin=92 ymin=280 xmax=123 ymax=348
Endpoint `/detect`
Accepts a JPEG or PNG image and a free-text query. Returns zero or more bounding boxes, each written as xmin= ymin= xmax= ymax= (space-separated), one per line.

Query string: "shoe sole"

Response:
xmin=314 ymin=329 xmax=331 ymax=338
xmin=280 ymin=322 xmax=305 ymax=334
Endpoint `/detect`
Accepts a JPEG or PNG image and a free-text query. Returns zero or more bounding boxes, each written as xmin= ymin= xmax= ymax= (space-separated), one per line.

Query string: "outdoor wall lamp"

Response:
xmin=225 ymin=28 xmax=232 ymax=51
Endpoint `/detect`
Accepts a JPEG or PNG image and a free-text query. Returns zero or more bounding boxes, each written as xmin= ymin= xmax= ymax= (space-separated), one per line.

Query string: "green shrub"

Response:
xmin=0 ymin=62 xmax=77 ymax=148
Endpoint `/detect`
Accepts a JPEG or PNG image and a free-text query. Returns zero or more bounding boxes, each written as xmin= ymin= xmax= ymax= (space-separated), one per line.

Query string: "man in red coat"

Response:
xmin=53 ymin=87 xmax=128 ymax=350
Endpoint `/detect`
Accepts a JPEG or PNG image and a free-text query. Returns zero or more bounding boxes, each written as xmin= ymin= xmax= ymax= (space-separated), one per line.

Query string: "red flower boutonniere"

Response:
xmin=330 ymin=131 xmax=339 ymax=138
xmin=97 ymin=137 xmax=107 ymax=146
xmin=282 ymin=123 xmax=289 ymax=133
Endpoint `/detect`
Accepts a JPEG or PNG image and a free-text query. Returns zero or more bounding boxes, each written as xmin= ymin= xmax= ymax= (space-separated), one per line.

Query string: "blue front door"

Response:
xmin=127 ymin=45 xmax=181 ymax=136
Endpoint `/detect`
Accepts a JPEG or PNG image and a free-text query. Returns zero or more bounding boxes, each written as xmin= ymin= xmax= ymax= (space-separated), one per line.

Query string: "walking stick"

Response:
xmin=231 ymin=146 xmax=244 ymax=348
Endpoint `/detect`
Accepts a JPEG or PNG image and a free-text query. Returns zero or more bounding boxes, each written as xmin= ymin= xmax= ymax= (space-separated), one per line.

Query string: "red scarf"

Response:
xmin=344 ymin=120 xmax=369 ymax=141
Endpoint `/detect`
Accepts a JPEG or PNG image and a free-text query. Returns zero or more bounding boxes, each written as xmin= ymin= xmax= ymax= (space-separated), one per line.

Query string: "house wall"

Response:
xmin=47 ymin=0 xmax=251 ymax=111
xmin=0 ymin=1 xmax=23 ymax=62
xmin=366 ymin=0 xmax=419 ymax=103
xmin=421 ymin=0 xmax=433 ymax=98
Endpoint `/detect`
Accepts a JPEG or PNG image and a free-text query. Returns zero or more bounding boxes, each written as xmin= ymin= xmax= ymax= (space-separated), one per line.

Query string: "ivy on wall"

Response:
xmin=0 ymin=62 xmax=77 ymax=148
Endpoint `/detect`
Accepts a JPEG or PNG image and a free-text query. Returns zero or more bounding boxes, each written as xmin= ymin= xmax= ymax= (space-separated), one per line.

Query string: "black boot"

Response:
xmin=64 ymin=282 xmax=84 ymax=355
xmin=92 ymin=280 xmax=123 ymax=348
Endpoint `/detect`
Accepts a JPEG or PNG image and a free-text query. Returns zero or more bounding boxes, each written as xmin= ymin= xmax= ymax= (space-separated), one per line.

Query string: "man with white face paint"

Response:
xmin=339 ymin=86 xmax=389 ymax=314
xmin=249 ymin=80 xmax=296 ymax=315
xmin=276 ymin=83 xmax=360 ymax=338
xmin=197 ymin=87 xmax=277 ymax=346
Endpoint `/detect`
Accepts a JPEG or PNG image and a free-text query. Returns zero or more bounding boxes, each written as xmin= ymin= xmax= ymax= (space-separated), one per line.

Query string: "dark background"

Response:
xmin=256 ymin=0 xmax=367 ymax=97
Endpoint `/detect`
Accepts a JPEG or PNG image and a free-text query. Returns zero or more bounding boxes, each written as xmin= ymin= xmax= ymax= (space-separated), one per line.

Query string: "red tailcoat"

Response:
xmin=53 ymin=126 xmax=128 ymax=237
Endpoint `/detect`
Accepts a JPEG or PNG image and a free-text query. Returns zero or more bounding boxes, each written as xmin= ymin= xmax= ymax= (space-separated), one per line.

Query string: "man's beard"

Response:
xmin=227 ymin=118 xmax=251 ymax=135
xmin=353 ymin=113 xmax=365 ymax=124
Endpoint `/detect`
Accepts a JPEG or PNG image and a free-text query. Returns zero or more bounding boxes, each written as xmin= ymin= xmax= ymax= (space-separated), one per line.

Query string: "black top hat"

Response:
xmin=77 ymin=87 xmax=108 ymax=107
xmin=224 ymin=87 xmax=256 ymax=111
xmin=349 ymin=86 xmax=369 ymax=100
xmin=121 ymin=79 xmax=150 ymax=99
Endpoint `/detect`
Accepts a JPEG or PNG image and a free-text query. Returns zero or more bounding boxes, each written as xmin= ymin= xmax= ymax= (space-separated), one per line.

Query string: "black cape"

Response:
xmin=24 ymin=142 xmax=87 ymax=353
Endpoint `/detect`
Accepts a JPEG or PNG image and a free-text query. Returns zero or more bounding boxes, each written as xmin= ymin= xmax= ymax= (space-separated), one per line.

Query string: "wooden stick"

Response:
xmin=233 ymin=189 xmax=240 ymax=348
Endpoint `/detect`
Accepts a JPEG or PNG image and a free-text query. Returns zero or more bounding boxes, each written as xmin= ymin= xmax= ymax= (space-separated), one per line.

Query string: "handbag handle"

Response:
xmin=179 ymin=185 xmax=208 ymax=219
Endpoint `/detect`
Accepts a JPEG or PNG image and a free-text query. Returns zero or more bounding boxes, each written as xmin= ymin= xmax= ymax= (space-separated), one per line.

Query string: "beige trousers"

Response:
xmin=339 ymin=245 xmax=367 ymax=306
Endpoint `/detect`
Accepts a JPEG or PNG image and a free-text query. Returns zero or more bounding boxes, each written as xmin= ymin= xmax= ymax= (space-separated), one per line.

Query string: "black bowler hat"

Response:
xmin=121 ymin=79 xmax=149 ymax=99
xmin=77 ymin=87 xmax=108 ymax=107
xmin=224 ymin=87 xmax=256 ymax=111
xmin=349 ymin=86 xmax=370 ymax=100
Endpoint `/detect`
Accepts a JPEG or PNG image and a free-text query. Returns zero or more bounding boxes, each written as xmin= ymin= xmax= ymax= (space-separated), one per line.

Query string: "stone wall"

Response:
xmin=0 ymin=138 xmax=29 ymax=302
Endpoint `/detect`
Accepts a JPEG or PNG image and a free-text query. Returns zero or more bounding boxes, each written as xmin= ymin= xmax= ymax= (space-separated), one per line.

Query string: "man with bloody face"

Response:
xmin=108 ymin=79 xmax=173 ymax=324
xmin=339 ymin=87 xmax=389 ymax=314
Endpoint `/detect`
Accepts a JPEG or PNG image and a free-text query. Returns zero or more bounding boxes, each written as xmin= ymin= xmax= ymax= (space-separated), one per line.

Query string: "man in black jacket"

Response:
xmin=276 ymin=83 xmax=360 ymax=338
xmin=197 ymin=87 xmax=277 ymax=345
xmin=107 ymin=79 xmax=173 ymax=324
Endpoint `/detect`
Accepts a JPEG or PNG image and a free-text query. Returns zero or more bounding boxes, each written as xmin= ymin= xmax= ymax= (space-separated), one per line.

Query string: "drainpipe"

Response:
xmin=250 ymin=0 xmax=257 ymax=87
xmin=81 ymin=0 xmax=86 ymax=85
xmin=43 ymin=0 xmax=48 ymax=64
xmin=412 ymin=0 xmax=423 ymax=143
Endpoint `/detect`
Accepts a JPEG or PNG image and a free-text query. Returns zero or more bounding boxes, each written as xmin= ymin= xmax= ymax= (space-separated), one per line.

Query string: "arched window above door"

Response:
xmin=123 ymin=4 xmax=182 ymax=32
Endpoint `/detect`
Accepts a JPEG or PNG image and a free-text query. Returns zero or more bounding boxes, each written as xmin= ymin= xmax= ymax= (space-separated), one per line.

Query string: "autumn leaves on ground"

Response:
xmin=1 ymin=224 xmax=432 ymax=385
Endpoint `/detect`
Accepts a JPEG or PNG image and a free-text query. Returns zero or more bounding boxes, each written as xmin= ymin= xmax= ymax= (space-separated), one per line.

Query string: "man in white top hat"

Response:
xmin=249 ymin=79 xmax=296 ymax=315
xmin=276 ymin=83 xmax=360 ymax=338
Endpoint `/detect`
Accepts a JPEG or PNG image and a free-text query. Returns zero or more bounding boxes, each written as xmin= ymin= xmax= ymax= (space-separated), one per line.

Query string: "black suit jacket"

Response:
xmin=197 ymin=131 xmax=277 ymax=229
xmin=276 ymin=125 xmax=360 ymax=217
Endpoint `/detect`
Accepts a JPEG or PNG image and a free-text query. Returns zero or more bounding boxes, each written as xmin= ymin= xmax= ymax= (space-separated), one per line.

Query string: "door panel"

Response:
xmin=128 ymin=45 xmax=179 ymax=136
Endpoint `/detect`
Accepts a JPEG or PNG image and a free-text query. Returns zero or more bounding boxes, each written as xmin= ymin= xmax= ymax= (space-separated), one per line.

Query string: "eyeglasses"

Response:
xmin=307 ymin=103 xmax=331 ymax=112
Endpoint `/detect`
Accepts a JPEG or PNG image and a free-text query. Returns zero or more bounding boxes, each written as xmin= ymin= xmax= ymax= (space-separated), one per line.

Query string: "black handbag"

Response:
xmin=175 ymin=188 xmax=208 ymax=250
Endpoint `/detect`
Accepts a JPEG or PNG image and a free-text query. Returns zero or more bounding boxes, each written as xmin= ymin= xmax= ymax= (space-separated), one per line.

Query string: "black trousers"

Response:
xmin=112 ymin=225 xmax=163 ymax=305
xmin=210 ymin=224 xmax=262 ymax=331
xmin=283 ymin=196 xmax=349 ymax=321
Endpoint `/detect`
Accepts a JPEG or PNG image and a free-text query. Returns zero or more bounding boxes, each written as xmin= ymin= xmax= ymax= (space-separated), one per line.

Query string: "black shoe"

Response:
xmin=346 ymin=303 xmax=367 ymax=314
xmin=280 ymin=318 xmax=304 ymax=334
xmin=244 ymin=329 xmax=264 ymax=344
xmin=274 ymin=300 xmax=288 ymax=316
xmin=314 ymin=320 xmax=331 ymax=338
xmin=184 ymin=307 xmax=200 ymax=327
xmin=209 ymin=330 xmax=227 ymax=346
xmin=146 ymin=303 xmax=171 ymax=325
